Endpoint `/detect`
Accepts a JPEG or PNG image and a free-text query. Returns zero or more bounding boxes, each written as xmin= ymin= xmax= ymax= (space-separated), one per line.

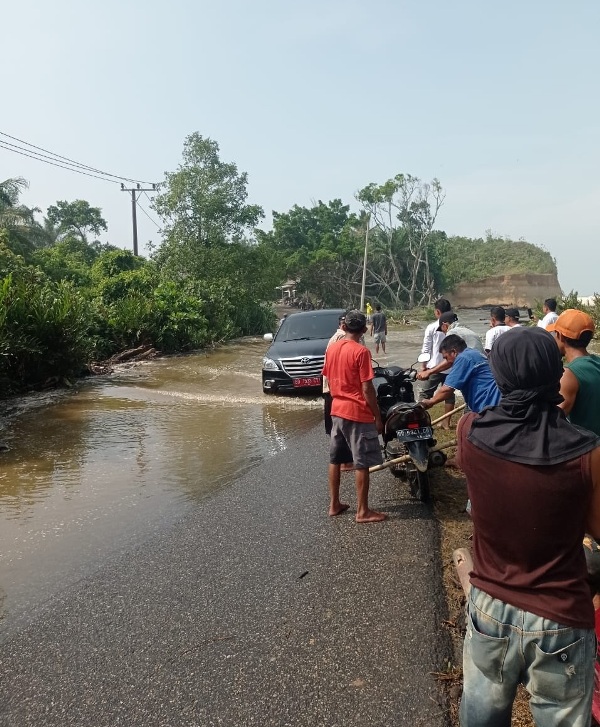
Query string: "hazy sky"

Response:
xmin=3 ymin=0 xmax=599 ymax=294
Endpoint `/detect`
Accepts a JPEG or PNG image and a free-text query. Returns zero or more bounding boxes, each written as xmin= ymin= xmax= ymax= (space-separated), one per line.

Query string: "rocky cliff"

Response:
xmin=448 ymin=272 xmax=562 ymax=308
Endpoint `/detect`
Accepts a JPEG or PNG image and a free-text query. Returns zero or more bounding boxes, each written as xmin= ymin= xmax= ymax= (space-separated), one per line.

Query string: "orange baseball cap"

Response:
xmin=546 ymin=309 xmax=595 ymax=338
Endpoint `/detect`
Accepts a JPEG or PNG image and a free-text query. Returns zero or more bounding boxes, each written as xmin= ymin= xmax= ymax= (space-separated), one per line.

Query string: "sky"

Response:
xmin=3 ymin=0 xmax=599 ymax=294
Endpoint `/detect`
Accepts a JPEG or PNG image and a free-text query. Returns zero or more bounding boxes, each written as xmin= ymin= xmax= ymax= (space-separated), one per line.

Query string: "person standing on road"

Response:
xmin=420 ymin=298 xmax=454 ymax=428
xmin=456 ymin=326 xmax=600 ymax=727
xmin=322 ymin=314 xmax=353 ymax=470
xmin=322 ymin=310 xmax=386 ymax=524
xmin=369 ymin=304 xmax=387 ymax=354
xmin=483 ymin=305 xmax=511 ymax=354
xmin=536 ymin=297 xmax=559 ymax=328
xmin=548 ymin=309 xmax=600 ymax=436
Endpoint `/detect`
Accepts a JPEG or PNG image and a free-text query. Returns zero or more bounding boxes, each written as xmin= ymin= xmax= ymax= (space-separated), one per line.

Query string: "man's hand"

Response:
xmin=416 ymin=370 xmax=430 ymax=381
xmin=420 ymin=399 xmax=434 ymax=410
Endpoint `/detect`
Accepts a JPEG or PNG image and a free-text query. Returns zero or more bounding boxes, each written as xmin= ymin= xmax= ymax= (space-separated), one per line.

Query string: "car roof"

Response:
xmin=285 ymin=308 xmax=346 ymax=318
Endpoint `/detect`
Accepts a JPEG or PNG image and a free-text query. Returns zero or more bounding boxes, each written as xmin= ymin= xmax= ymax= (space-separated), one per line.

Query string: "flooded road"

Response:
xmin=0 ymin=312 xmax=492 ymax=628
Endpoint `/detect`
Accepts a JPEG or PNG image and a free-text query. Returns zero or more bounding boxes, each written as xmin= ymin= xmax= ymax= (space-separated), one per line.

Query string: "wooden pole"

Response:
xmin=369 ymin=439 xmax=457 ymax=473
xmin=430 ymin=403 xmax=466 ymax=426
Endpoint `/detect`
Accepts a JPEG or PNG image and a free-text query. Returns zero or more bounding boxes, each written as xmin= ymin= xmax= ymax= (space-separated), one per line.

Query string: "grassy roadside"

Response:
xmin=427 ymin=404 xmax=535 ymax=727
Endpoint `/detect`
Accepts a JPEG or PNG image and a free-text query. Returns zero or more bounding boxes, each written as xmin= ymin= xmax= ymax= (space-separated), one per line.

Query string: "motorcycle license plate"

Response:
xmin=293 ymin=376 xmax=321 ymax=388
xmin=396 ymin=426 xmax=433 ymax=441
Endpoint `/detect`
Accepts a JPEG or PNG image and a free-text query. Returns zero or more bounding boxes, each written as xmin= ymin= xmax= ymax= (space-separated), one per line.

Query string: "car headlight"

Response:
xmin=263 ymin=357 xmax=279 ymax=370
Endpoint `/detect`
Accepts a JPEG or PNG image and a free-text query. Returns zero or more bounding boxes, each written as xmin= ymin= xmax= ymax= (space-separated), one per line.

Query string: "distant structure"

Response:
xmin=578 ymin=295 xmax=597 ymax=306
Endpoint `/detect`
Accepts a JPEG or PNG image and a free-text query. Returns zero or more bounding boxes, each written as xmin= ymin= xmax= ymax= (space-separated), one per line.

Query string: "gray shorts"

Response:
xmin=374 ymin=332 xmax=386 ymax=344
xmin=330 ymin=417 xmax=383 ymax=469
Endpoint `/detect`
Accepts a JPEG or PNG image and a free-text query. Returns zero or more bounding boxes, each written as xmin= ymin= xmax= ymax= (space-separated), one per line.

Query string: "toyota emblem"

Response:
xmin=300 ymin=357 xmax=311 ymax=364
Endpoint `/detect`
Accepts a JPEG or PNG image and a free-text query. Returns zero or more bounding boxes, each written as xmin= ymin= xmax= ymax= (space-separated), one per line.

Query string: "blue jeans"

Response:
xmin=460 ymin=586 xmax=595 ymax=727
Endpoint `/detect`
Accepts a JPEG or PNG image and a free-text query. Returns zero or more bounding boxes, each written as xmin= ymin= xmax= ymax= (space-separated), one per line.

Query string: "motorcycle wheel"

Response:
xmin=407 ymin=464 xmax=430 ymax=503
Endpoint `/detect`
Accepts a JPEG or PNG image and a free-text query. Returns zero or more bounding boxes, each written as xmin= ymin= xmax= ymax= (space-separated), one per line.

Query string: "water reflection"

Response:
xmin=0 ymin=338 xmax=325 ymax=624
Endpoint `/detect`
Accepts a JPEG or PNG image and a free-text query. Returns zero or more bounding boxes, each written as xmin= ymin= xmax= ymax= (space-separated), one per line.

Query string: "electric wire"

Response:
xmin=0 ymin=141 xmax=120 ymax=184
xmin=136 ymin=198 xmax=161 ymax=229
xmin=0 ymin=130 xmax=156 ymax=185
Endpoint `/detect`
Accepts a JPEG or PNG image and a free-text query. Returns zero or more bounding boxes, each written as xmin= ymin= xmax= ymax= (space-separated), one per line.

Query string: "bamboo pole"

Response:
xmin=369 ymin=439 xmax=457 ymax=473
xmin=430 ymin=403 xmax=466 ymax=426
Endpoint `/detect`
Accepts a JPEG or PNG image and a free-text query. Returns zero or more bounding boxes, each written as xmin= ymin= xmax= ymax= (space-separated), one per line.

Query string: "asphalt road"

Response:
xmin=0 ymin=424 xmax=451 ymax=727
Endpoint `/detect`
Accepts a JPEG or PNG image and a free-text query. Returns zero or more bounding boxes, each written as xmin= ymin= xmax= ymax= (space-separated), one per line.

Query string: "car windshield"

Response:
xmin=276 ymin=312 xmax=341 ymax=341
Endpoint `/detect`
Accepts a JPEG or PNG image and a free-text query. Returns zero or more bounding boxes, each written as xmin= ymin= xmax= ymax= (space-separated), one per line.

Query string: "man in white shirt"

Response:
xmin=536 ymin=297 xmax=559 ymax=329
xmin=420 ymin=298 xmax=455 ymax=428
xmin=484 ymin=306 xmax=511 ymax=354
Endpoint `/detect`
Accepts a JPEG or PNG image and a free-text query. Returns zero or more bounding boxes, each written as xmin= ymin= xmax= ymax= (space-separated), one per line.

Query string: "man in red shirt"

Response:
xmin=322 ymin=310 xmax=386 ymax=523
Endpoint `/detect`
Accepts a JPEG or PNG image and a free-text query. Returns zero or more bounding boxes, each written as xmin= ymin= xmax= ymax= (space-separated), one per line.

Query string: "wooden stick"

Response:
xmin=369 ymin=439 xmax=457 ymax=473
xmin=431 ymin=403 xmax=466 ymax=426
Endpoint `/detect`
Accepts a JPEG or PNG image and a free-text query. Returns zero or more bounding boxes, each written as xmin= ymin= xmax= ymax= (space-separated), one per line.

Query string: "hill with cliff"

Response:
xmin=438 ymin=234 xmax=561 ymax=307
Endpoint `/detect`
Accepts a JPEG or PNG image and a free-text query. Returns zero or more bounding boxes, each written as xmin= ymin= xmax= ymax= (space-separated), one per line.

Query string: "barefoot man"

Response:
xmin=322 ymin=309 xmax=386 ymax=523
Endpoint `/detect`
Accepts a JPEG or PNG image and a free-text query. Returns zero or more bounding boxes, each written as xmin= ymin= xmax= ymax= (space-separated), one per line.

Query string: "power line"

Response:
xmin=0 ymin=130 xmax=156 ymax=185
xmin=0 ymin=141 xmax=119 ymax=184
xmin=136 ymin=199 xmax=161 ymax=229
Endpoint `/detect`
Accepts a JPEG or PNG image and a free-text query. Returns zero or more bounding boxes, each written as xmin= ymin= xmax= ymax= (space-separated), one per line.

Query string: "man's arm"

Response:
xmin=558 ymin=368 xmax=579 ymax=415
xmin=420 ymin=385 xmax=455 ymax=409
xmin=369 ymin=322 xmax=374 ymax=336
xmin=586 ymin=447 xmax=600 ymax=540
xmin=417 ymin=358 xmax=451 ymax=380
xmin=362 ymin=380 xmax=383 ymax=434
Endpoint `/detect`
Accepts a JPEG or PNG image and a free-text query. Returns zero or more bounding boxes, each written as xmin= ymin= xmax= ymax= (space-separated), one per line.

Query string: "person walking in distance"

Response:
xmin=420 ymin=298 xmax=454 ymax=428
xmin=369 ymin=304 xmax=387 ymax=354
xmin=322 ymin=310 xmax=386 ymax=523
xmin=548 ymin=309 xmax=600 ymax=436
xmin=456 ymin=326 xmax=600 ymax=727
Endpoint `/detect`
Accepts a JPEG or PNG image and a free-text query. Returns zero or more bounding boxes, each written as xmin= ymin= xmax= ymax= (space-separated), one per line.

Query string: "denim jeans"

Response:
xmin=460 ymin=586 xmax=595 ymax=727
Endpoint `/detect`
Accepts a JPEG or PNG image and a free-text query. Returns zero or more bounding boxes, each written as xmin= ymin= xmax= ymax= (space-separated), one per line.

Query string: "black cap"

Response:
xmin=437 ymin=311 xmax=458 ymax=331
xmin=505 ymin=307 xmax=520 ymax=320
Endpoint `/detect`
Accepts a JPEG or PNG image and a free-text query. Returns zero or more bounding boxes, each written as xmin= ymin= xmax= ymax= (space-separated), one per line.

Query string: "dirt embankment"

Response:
xmin=449 ymin=272 xmax=561 ymax=308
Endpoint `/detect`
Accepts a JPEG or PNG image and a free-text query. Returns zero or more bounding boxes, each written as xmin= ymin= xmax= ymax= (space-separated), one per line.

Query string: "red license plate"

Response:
xmin=293 ymin=377 xmax=321 ymax=388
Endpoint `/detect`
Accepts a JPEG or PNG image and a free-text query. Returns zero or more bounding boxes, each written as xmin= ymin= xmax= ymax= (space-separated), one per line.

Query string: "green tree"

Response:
xmin=153 ymin=132 xmax=264 ymax=257
xmin=46 ymin=199 xmax=108 ymax=242
xmin=357 ymin=174 xmax=445 ymax=308
xmin=257 ymin=200 xmax=362 ymax=307
xmin=0 ymin=177 xmax=41 ymax=257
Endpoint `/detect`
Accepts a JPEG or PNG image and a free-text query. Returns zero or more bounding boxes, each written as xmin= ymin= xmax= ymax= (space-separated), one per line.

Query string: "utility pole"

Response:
xmin=120 ymin=182 xmax=157 ymax=256
xmin=359 ymin=213 xmax=371 ymax=312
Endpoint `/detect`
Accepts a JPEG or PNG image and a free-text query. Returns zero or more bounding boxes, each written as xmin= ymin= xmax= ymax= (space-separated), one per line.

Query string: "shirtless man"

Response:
xmin=322 ymin=310 xmax=386 ymax=523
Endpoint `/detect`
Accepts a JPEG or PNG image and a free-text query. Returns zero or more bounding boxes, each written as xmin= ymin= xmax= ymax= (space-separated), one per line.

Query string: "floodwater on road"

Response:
xmin=0 ymin=311 xmax=493 ymax=628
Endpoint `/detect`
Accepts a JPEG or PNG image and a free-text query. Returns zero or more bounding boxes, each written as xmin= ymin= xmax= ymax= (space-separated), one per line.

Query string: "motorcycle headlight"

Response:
xmin=263 ymin=357 xmax=279 ymax=371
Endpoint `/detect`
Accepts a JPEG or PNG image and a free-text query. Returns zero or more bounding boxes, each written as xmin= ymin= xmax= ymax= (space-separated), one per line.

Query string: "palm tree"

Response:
xmin=0 ymin=177 xmax=40 ymax=257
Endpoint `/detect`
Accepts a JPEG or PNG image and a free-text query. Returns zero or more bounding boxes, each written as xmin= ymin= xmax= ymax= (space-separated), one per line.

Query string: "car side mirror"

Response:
xmin=263 ymin=333 xmax=273 ymax=342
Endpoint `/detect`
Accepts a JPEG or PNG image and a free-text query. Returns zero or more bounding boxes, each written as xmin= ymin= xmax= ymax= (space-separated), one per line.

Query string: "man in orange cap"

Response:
xmin=548 ymin=309 xmax=600 ymax=435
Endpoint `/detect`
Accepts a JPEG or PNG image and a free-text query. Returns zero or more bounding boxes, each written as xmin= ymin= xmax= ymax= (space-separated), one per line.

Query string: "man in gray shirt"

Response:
xmin=369 ymin=304 xmax=387 ymax=354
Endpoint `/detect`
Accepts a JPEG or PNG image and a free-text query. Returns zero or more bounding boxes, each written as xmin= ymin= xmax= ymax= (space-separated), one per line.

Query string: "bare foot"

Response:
xmin=355 ymin=509 xmax=387 ymax=523
xmin=436 ymin=422 xmax=450 ymax=430
xmin=329 ymin=503 xmax=350 ymax=517
xmin=340 ymin=463 xmax=355 ymax=472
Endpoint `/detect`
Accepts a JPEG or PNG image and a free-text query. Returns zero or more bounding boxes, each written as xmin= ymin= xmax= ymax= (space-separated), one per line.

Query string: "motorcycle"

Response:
xmin=372 ymin=353 xmax=447 ymax=502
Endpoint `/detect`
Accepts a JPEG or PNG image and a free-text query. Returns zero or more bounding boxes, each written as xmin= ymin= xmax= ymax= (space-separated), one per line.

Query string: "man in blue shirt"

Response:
xmin=419 ymin=334 xmax=501 ymax=414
